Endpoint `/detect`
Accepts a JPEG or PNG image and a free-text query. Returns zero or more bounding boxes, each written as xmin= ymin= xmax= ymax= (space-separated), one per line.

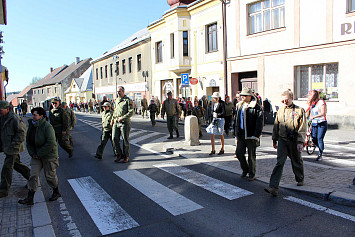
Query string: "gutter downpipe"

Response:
xmin=221 ymin=0 xmax=228 ymax=97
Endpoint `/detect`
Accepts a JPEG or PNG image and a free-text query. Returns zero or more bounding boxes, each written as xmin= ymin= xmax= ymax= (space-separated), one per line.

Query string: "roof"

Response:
xmin=74 ymin=78 xmax=84 ymax=89
xmin=92 ymin=28 xmax=150 ymax=63
xmin=47 ymin=58 xmax=91 ymax=85
xmin=6 ymin=93 xmax=18 ymax=103
xmin=79 ymin=66 xmax=93 ymax=91
xmin=32 ymin=65 xmax=67 ymax=88
xmin=17 ymin=85 xmax=34 ymax=98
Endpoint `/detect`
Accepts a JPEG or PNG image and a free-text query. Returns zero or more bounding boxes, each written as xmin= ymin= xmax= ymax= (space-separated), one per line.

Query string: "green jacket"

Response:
xmin=0 ymin=111 xmax=26 ymax=155
xmin=225 ymin=102 xmax=235 ymax=117
xmin=49 ymin=107 xmax=69 ymax=133
xmin=102 ymin=110 xmax=113 ymax=131
xmin=65 ymin=107 xmax=76 ymax=127
xmin=26 ymin=118 xmax=58 ymax=160
xmin=161 ymin=98 xmax=181 ymax=117
xmin=113 ymin=95 xmax=134 ymax=123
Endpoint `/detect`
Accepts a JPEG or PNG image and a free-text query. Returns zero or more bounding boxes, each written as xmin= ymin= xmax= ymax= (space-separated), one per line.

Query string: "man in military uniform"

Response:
xmin=49 ymin=98 xmax=73 ymax=158
xmin=141 ymin=96 xmax=148 ymax=119
xmin=62 ymin=102 xmax=76 ymax=146
xmin=95 ymin=102 xmax=114 ymax=159
xmin=20 ymin=100 xmax=28 ymax=117
xmin=161 ymin=91 xmax=181 ymax=139
xmin=111 ymin=86 xmax=134 ymax=163
xmin=148 ymin=99 xmax=157 ymax=126
xmin=192 ymin=100 xmax=204 ymax=137
xmin=0 ymin=101 xmax=30 ymax=198
xmin=265 ymin=89 xmax=306 ymax=196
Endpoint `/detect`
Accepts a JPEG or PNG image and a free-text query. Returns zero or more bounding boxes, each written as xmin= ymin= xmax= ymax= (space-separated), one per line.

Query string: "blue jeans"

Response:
xmin=312 ymin=121 xmax=327 ymax=156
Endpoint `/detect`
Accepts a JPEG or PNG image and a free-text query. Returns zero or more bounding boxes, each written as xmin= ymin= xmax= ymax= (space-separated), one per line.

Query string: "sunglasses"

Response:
xmin=281 ymin=99 xmax=289 ymax=104
xmin=52 ymin=102 xmax=58 ymax=105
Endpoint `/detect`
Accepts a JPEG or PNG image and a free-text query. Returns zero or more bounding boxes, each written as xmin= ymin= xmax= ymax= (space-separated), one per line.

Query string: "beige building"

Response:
xmin=65 ymin=66 xmax=93 ymax=103
xmin=91 ymin=28 xmax=151 ymax=105
xmin=148 ymin=0 xmax=224 ymax=101
xmin=226 ymin=0 xmax=355 ymax=127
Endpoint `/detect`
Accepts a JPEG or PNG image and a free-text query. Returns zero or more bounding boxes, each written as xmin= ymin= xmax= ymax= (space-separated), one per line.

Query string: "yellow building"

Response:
xmin=65 ymin=66 xmax=93 ymax=103
xmin=148 ymin=0 xmax=224 ymax=101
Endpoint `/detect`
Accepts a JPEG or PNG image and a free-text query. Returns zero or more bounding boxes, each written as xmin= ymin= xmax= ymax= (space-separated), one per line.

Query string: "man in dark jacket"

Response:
xmin=0 ymin=101 xmax=30 ymax=198
xmin=234 ymin=87 xmax=263 ymax=181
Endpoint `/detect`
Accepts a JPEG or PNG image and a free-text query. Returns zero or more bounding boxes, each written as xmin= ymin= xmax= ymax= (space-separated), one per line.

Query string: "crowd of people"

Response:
xmin=0 ymin=86 xmax=328 ymax=206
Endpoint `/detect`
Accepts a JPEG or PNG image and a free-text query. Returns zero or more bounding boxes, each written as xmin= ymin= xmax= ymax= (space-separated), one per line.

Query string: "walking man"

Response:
xmin=234 ymin=88 xmax=263 ymax=181
xmin=148 ymin=99 xmax=157 ymax=127
xmin=0 ymin=101 xmax=30 ymax=198
xmin=49 ymin=98 xmax=73 ymax=158
xmin=95 ymin=102 xmax=114 ymax=159
xmin=62 ymin=102 xmax=76 ymax=146
xmin=20 ymin=100 xmax=28 ymax=117
xmin=141 ymin=96 xmax=148 ymax=119
xmin=161 ymin=91 xmax=181 ymax=139
xmin=111 ymin=86 xmax=134 ymax=163
xmin=265 ymin=89 xmax=306 ymax=196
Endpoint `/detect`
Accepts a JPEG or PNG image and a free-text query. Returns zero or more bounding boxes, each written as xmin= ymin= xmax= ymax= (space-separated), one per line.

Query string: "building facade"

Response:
xmin=148 ymin=0 xmax=224 ymax=101
xmin=65 ymin=66 xmax=93 ymax=103
xmin=226 ymin=0 xmax=355 ymax=127
xmin=91 ymin=28 xmax=151 ymax=105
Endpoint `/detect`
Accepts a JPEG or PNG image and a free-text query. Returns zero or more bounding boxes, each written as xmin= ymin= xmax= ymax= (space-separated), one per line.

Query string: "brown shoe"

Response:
xmin=123 ymin=157 xmax=130 ymax=163
xmin=297 ymin=181 xmax=304 ymax=186
xmin=114 ymin=155 xmax=123 ymax=163
xmin=264 ymin=187 xmax=278 ymax=196
xmin=248 ymin=176 xmax=256 ymax=181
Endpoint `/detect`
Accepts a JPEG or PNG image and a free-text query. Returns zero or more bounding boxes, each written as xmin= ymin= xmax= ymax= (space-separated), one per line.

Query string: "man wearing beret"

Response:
xmin=49 ymin=98 xmax=73 ymax=158
xmin=0 ymin=100 xmax=30 ymax=198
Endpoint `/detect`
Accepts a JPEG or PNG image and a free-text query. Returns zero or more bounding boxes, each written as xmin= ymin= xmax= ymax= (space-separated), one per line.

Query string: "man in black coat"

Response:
xmin=234 ymin=88 xmax=263 ymax=181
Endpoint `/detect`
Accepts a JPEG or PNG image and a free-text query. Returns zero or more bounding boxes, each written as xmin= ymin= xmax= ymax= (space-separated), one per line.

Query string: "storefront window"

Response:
xmin=295 ymin=63 xmax=338 ymax=100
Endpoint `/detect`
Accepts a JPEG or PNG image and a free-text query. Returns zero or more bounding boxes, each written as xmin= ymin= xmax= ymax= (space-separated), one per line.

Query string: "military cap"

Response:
xmin=51 ymin=98 xmax=59 ymax=103
xmin=0 ymin=100 xmax=10 ymax=109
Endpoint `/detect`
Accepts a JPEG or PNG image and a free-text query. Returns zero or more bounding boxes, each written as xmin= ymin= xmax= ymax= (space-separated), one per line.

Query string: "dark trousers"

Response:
xmin=311 ymin=121 xmax=327 ymax=156
xmin=150 ymin=112 xmax=156 ymax=126
xmin=0 ymin=154 xmax=30 ymax=194
xmin=269 ymin=138 xmax=304 ymax=189
xmin=236 ymin=132 xmax=257 ymax=177
xmin=167 ymin=115 xmax=178 ymax=133
xmin=224 ymin=115 xmax=232 ymax=135
xmin=96 ymin=130 xmax=114 ymax=157
xmin=55 ymin=133 xmax=73 ymax=155
xmin=112 ymin=122 xmax=131 ymax=158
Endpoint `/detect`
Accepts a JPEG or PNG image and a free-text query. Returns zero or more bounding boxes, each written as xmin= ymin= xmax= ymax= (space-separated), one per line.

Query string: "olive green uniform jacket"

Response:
xmin=0 ymin=111 xmax=26 ymax=155
xmin=161 ymin=99 xmax=181 ymax=117
xmin=49 ymin=107 xmax=69 ymax=134
xmin=26 ymin=118 xmax=58 ymax=160
xmin=112 ymin=95 xmax=134 ymax=123
xmin=102 ymin=110 xmax=113 ymax=131
xmin=65 ymin=107 xmax=76 ymax=128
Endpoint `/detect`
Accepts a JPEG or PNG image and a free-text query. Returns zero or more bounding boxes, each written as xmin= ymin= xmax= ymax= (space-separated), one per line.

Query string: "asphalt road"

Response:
xmin=42 ymin=113 xmax=355 ymax=237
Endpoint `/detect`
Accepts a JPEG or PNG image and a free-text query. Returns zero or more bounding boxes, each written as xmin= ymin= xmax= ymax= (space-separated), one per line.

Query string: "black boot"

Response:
xmin=176 ymin=130 xmax=179 ymax=138
xmin=167 ymin=132 xmax=173 ymax=139
xmin=49 ymin=187 xmax=61 ymax=201
xmin=18 ymin=190 xmax=35 ymax=206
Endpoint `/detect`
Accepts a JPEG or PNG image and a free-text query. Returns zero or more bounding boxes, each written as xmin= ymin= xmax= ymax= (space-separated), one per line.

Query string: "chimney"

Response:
xmin=50 ymin=67 xmax=53 ymax=72
xmin=75 ymin=57 xmax=80 ymax=64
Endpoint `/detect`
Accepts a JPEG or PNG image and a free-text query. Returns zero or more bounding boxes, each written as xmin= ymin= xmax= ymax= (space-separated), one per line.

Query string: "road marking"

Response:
xmin=58 ymin=198 xmax=82 ymax=237
xmin=114 ymin=170 xmax=203 ymax=216
xmin=129 ymin=130 xmax=147 ymax=137
xmin=130 ymin=132 xmax=161 ymax=144
xmin=68 ymin=176 xmax=139 ymax=235
xmin=154 ymin=163 xmax=253 ymax=200
xmin=284 ymin=196 xmax=355 ymax=222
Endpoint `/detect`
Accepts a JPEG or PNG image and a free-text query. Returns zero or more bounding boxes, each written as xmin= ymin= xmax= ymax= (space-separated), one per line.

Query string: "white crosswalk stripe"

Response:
xmin=154 ymin=163 xmax=253 ymax=200
xmin=130 ymin=132 xmax=161 ymax=144
xmin=68 ymin=176 xmax=139 ymax=235
xmin=114 ymin=170 xmax=203 ymax=216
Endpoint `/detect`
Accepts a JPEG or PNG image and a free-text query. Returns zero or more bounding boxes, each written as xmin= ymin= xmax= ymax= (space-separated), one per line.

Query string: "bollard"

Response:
xmin=184 ymin=115 xmax=200 ymax=146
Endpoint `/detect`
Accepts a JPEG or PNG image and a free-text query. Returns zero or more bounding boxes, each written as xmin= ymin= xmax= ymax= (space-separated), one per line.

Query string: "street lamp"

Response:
xmin=142 ymin=70 xmax=149 ymax=96
xmin=113 ymin=55 xmax=119 ymax=99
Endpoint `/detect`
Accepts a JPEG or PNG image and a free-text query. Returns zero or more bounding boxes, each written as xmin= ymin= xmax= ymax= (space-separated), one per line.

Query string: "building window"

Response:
xmin=170 ymin=33 xmax=175 ymax=58
xmin=42 ymin=89 xmax=44 ymax=94
xmin=34 ymin=90 xmax=36 ymax=94
xmin=122 ymin=59 xmax=126 ymax=74
xmin=156 ymin=41 xmax=163 ymax=63
xmin=105 ymin=65 xmax=108 ymax=78
xmin=128 ymin=57 xmax=132 ymax=73
xmin=207 ymin=23 xmax=218 ymax=52
xmin=47 ymin=88 xmax=50 ymax=94
xmin=183 ymin=31 xmax=188 ymax=56
xmin=110 ymin=64 xmax=113 ymax=77
xmin=116 ymin=61 xmax=119 ymax=75
xmin=96 ymin=68 xmax=98 ymax=80
xmin=295 ymin=63 xmax=338 ymax=100
xmin=137 ymin=54 xmax=142 ymax=72
xmin=348 ymin=0 xmax=355 ymax=12
xmin=54 ymin=87 xmax=57 ymax=94
xmin=248 ymin=0 xmax=285 ymax=35
xmin=100 ymin=67 xmax=103 ymax=79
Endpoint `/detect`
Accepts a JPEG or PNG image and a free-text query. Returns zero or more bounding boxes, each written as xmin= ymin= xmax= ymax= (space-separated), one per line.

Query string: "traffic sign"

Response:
xmin=181 ymin=73 xmax=189 ymax=85
xmin=190 ymin=78 xmax=198 ymax=85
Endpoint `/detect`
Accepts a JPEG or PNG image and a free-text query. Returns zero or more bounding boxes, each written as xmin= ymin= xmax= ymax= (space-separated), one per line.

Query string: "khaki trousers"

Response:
xmin=28 ymin=158 xmax=59 ymax=192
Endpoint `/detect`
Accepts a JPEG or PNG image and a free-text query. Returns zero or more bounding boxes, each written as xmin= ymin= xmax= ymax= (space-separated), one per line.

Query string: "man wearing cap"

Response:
xmin=111 ymin=86 xmax=134 ymax=163
xmin=62 ymin=102 xmax=76 ymax=146
xmin=49 ymin=98 xmax=73 ymax=158
xmin=95 ymin=102 xmax=114 ymax=159
xmin=161 ymin=91 xmax=181 ymax=139
xmin=0 ymin=101 xmax=30 ymax=198
xmin=234 ymin=87 xmax=263 ymax=181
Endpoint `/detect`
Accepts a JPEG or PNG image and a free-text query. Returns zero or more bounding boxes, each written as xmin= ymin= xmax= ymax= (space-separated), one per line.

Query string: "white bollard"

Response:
xmin=184 ymin=115 xmax=200 ymax=146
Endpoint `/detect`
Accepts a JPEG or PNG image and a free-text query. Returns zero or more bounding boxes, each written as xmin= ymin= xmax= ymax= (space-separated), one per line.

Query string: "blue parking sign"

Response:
xmin=181 ymin=73 xmax=189 ymax=85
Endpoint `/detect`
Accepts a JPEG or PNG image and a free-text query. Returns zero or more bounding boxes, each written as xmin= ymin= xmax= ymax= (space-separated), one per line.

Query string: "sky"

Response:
xmin=1 ymin=0 xmax=171 ymax=92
